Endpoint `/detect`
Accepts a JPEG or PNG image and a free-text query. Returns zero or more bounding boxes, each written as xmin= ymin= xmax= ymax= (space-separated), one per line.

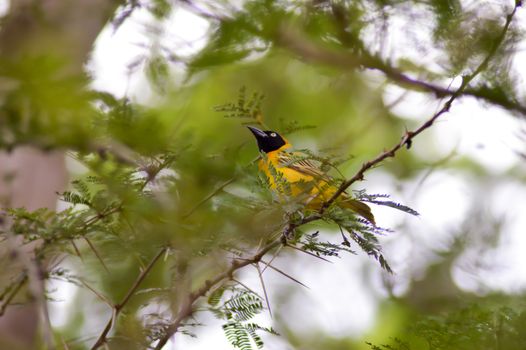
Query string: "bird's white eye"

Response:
xmin=270 ymin=133 xmax=277 ymax=137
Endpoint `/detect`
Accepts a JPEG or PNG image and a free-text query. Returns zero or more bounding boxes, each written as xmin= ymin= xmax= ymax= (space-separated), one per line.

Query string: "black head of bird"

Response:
xmin=247 ymin=126 xmax=288 ymax=153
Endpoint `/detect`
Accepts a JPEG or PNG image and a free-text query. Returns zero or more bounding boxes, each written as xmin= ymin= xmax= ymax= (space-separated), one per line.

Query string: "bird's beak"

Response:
xmin=247 ymin=126 xmax=267 ymax=139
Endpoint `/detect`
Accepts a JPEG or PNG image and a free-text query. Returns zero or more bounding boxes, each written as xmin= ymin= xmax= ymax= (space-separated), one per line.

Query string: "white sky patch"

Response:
xmin=383 ymin=86 xmax=443 ymax=121
xmin=431 ymin=98 xmax=524 ymax=173
xmin=384 ymin=88 xmax=524 ymax=174
xmin=378 ymin=169 xmax=471 ymax=285
xmin=173 ymin=322 xmax=232 ymax=350
xmin=162 ymin=8 xmax=210 ymax=58
xmin=0 ymin=0 xmax=9 ymax=17
xmin=48 ymin=263 xmax=115 ymax=347
xmin=89 ymin=7 xmax=153 ymax=98
xmin=268 ymin=248 xmax=377 ymax=338
xmin=409 ymin=171 xmax=471 ymax=239
xmin=48 ymin=264 xmax=78 ymax=329
xmin=89 ymin=5 xmax=210 ymax=100
xmin=364 ymin=170 xmax=410 ymax=229
xmin=452 ymin=180 xmax=526 ymax=294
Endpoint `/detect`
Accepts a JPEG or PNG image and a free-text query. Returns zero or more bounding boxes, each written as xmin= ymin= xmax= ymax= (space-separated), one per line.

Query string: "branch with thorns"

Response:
xmin=277 ymin=4 xmax=525 ymax=117
xmin=2 ymin=3 xmax=519 ymax=349
xmin=148 ymin=4 xmax=523 ymax=348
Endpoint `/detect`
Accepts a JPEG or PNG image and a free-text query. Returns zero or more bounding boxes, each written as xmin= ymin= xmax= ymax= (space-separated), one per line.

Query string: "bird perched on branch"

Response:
xmin=247 ymin=126 xmax=375 ymax=225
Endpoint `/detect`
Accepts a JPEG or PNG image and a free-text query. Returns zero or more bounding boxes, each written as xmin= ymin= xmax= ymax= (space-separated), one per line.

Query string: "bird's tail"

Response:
xmin=340 ymin=199 xmax=376 ymax=226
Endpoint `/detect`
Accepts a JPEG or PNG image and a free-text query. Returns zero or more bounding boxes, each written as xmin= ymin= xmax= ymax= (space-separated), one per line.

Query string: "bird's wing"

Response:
xmin=276 ymin=151 xmax=332 ymax=182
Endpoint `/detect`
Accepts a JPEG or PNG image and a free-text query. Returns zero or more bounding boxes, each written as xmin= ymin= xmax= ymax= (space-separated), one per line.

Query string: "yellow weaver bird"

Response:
xmin=247 ymin=126 xmax=375 ymax=225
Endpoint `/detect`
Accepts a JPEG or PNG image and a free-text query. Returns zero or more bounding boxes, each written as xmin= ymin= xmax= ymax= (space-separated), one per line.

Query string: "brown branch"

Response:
xmin=81 ymin=4 xmax=526 ymax=348
xmin=151 ymin=5 xmax=522 ymax=347
xmin=277 ymin=6 xmax=526 ymax=117
xmin=153 ymin=216 xmax=321 ymax=348
xmin=90 ymin=247 xmax=168 ymax=350
xmin=0 ymin=273 xmax=28 ymax=316
xmin=321 ymin=4 xmax=521 ymax=210
xmin=153 ymin=239 xmax=282 ymax=349
xmin=69 ymin=239 xmax=84 ymax=262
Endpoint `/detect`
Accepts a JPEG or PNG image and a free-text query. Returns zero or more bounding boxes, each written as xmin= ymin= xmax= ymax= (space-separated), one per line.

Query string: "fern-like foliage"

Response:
xmin=300 ymin=231 xmax=356 ymax=257
xmin=214 ymin=86 xmax=265 ymax=121
xmin=357 ymin=191 xmax=420 ymax=217
xmin=208 ymin=287 xmax=277 ymax=350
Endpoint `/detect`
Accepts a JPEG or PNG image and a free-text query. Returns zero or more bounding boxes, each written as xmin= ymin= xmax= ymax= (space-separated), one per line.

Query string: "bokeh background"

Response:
xmin=1 ymin=0 xmax=526 ymax=349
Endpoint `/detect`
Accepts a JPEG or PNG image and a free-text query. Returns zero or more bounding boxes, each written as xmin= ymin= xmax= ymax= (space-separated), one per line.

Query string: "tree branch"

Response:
xmin=321 ymin=3 xmax=521 ymax=210
xmin=277 ymin=6 xmax=526 ymax=117
xmin=90 ymin=247 xmax=168 ymax=350
xmin=151 ymin=6 xmax=522 ymax=347
xmin=153 ymin=240 xmax=281 ymax=349
xmin=153 ymin=215 xmax=321 ymax=348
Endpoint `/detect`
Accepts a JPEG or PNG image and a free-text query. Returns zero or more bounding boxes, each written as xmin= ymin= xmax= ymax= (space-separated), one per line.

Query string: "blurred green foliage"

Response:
xmin=366 ymin=301 xmax=526 ymax=350
xmin=1 ymin=0 xmax=525 ymax=349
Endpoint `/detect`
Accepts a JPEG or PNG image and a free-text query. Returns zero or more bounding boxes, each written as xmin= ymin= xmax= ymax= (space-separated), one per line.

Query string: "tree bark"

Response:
xmin=0 ymin=0 xmax=121 ymax=348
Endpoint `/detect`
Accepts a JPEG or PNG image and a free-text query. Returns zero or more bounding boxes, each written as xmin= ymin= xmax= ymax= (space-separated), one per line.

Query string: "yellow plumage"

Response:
xmin=258 ymin=142 xmax=375 ymax=225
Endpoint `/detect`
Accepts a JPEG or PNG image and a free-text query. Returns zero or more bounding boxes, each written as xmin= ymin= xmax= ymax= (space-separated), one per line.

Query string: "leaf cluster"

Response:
xmin=208 ymin=286 xmax=277 ymax=350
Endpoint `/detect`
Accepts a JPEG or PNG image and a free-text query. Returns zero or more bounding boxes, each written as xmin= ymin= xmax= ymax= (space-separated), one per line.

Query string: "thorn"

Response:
xmin=83 ymin=237 xmax=110 ymax=274
xmin=285 ymin=243 xmax=332 ymax=263
xmin=404 ymin=131 xmax=414 ymax=149
xmin=260 ymin=259 xmax=309 ymax=289
xmin=255 ymin=264 xmax=273 ymax=318
xmin=261 ymin=245 xmax=283 ymax=274
xmin=70 ymin=239 xmax=84 ymax=263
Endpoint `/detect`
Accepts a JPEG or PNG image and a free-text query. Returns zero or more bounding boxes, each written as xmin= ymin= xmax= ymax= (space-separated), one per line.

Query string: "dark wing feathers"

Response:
xmin=277 ymin=151 xmax=331 ymax=181
xmin=276 ymin=151 xmax=376 ymax=225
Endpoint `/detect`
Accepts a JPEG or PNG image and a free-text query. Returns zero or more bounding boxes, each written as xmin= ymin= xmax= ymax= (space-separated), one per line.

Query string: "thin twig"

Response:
xmin=81 ymin=206 xmax=122 ymax=229
xmin=231 ymin=278 xmax=264 ymax=300
xmin=278 ymin=11 xmax=526 ymax=116
xmin=255 ymin=263 xmax=272 ymax=317
xmin=0 ymin=271 xmax=26 ymax=301
xmin=182 ymin=177 xmax=237 ymax=219
xmin=32 ymin=259 xmax=55 ymax=350
xmin=151 ymin=5 xmax=522 ymax=347
xmin=285 ymin=243 xmax=332 ymax=263
xmin=70 ymin=239 xmax=84 ymax=262
xmin=0 ymin=273 xmax=28 ymax=316
xmin=153 ymin=239 xmax=283 ymax=349
xmin=80 ymin=280 xmax=113 ymax=307
xmin=60 ymin=335 xmax=71 ymax=350
xmin=90 ymin=247 xmax=168 ymax=350
xmin=321 ymin=4 xmax=521 ymax=211
xmin=82 ymin=237 xmax=110 ymax=274
xmin=259 ymin=259 xmax=309 ymax=289
xmin=260 ymin=244 xmax=283 ymax=274
xmin=182 ymin=156 xmax=260 ymax=219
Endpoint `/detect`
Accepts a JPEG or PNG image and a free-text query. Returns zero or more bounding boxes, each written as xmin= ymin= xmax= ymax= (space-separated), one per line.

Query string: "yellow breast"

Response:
xmin=258 ymin=150 xmax=335 ymax=206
